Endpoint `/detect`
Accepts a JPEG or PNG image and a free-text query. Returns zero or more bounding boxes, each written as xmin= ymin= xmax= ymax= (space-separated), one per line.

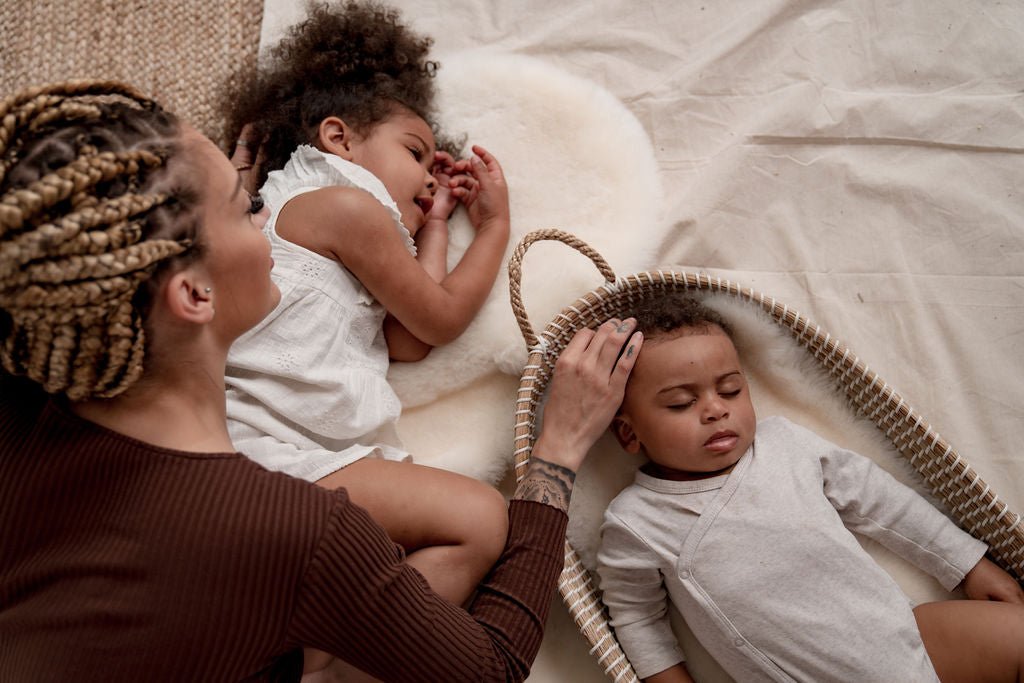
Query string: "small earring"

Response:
xmin=204 ymin=287 xmax=212 ymax=294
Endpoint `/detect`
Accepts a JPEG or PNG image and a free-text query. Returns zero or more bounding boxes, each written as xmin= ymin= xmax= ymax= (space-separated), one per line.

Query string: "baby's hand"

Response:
xmin=961 ymin=557 xmax=1024 ymax=604
xmin=457 ymin=145 xmax=509 ymax=233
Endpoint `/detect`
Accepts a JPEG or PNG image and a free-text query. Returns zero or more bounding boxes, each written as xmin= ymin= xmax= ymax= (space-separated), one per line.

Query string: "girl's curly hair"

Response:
xmin=225 ymin=0 xmax=452 ymax=189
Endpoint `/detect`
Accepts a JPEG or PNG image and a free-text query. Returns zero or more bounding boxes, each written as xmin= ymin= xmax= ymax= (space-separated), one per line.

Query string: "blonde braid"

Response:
xmin=0 ymin=81 xmax=196 ymax=400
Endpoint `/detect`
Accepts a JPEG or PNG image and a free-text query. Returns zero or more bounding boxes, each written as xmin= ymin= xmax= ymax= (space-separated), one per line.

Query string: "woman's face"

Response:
xmin=182 ymin=127 xmax=279 ymax=340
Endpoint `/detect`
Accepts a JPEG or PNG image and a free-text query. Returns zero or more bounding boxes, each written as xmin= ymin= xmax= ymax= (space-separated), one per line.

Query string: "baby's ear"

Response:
xmin=318 ymin=117 xmax=355 ymax=160
xmin=611 ymin=415 xmax=641 ymax=454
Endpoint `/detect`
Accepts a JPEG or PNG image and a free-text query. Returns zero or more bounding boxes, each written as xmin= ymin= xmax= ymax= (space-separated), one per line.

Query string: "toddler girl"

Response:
xmin=221 ymin=1 xmax=511 ymax=669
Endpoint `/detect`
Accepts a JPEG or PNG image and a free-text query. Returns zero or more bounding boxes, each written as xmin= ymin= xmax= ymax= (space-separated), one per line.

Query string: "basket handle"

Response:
xmin=508 ymin=228 xmax=617 ymax=347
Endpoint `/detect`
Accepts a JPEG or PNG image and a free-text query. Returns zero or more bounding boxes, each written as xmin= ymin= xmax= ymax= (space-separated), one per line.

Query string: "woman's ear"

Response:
xmin=318 ymin=116 xmax=356 ymax=160
xmin=162 ymin=270 xmax=215 ymax=325
xmin=612 ymin=415 xmax=642 ymax=454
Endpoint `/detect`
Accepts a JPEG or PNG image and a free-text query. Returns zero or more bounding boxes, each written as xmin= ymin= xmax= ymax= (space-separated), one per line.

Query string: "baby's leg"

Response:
xmin=915 ymin=600 xmax=1024 ymax=682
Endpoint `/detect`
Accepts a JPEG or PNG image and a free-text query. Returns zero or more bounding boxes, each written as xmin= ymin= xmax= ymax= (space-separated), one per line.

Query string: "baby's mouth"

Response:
xmin=704 ymin=431 xmax=738 ymax=452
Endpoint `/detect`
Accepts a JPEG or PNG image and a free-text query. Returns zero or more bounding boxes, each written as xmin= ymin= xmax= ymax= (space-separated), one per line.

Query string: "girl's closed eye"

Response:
xmin=248 ymin=194 xmax=265 ymax=214
xmin=407 ymin=146 xmax=423 ymax=161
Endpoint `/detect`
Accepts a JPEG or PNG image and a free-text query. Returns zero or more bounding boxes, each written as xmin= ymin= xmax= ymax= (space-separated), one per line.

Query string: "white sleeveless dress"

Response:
xmin=225 ymin=145 xmax=415 ymax=482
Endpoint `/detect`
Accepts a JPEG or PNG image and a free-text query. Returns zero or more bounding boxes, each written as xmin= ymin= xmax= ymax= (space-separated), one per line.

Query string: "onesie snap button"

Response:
xmin=679 ymin=569 xmax=690 ymax=580
xmin=734 ymin=638 xmax=744 ymax=647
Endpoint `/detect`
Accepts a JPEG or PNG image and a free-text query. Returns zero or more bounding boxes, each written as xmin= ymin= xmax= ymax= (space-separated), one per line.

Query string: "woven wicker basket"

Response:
xmin=508 ymin=229 xmax=1024 ymax=682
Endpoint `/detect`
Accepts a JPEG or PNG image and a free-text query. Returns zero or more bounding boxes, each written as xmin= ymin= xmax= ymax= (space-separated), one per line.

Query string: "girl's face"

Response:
xmin=346 ymin=109 xmax=438 ymax=233
xmin=614 ymin=327 xmax=757 ymax=480
xmin=183 ymin=127 xmax=279 ymax=340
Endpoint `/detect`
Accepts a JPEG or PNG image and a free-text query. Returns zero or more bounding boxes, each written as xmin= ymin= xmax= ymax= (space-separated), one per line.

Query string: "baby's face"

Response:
xmin=615 ymin=327 xmax=756 ymax=480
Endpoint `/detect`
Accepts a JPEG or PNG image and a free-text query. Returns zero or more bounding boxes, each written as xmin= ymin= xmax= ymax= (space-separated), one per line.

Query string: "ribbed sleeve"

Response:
xmin=289 ymin=496 xmax=567 ymax=682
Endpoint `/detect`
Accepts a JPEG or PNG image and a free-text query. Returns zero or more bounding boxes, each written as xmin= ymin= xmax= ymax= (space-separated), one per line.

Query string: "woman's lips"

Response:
xmin=704 ymin=431 xmax=738 ymax=452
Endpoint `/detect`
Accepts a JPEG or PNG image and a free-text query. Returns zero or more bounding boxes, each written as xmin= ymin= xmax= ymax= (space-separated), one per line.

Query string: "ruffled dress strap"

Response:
xmin=260 ymin=144 xmax=417 ymax=255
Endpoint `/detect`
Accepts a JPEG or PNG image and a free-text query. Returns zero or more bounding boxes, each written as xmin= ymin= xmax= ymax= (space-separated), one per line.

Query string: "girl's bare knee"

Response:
xmin=460 ymin=483 xmax=509 ymax=563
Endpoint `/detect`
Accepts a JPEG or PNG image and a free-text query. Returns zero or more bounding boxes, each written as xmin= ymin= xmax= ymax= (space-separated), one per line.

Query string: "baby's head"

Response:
xmin=227 ymin=1 xmax=456 ymax=228
xmin=612 ymin=295 xmax=757 ymax=480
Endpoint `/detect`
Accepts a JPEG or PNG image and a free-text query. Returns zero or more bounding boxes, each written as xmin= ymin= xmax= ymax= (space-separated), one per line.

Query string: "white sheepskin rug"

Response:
xmin=388 ymin=51 xmax=664 ymax=402
xmin=390 ymin=51 xmax=664 ymax=481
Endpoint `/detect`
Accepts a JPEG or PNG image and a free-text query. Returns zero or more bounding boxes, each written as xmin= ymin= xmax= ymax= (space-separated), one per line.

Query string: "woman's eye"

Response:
xmin=720 ymin=389 xmax=742 ymax=398
xmin=248 ymin=194 xmax=265 ymax=214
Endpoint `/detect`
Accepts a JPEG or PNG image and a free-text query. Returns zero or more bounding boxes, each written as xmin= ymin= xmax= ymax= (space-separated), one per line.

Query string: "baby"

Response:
xmin=596 ymin=294 xmax=1024 ymax=683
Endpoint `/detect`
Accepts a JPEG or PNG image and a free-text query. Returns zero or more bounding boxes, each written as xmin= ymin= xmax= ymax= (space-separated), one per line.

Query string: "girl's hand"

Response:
xmin=426 ymin=151 xmax=466 ymax=223
xmin=962 ymin=557 xmax=1024 ymax=603
xmin=456 ymin=145 xmax=509 ymax=233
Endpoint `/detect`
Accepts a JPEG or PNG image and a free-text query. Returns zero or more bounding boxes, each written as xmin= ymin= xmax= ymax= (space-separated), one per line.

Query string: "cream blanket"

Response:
xmin=261 ymin=2 xmax=1024 ymax=681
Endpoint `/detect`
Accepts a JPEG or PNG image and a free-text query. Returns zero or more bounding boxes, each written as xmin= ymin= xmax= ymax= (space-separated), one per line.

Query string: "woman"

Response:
xmin=0 ymin=81 xmax=643 ymax=682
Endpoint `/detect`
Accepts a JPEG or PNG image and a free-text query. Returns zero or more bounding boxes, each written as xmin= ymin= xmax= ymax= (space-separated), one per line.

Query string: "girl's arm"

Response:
xmin=385 ymin=152 xmax=467 ymax=361
xmin=276 ymin=146 xmax=510 ymax=350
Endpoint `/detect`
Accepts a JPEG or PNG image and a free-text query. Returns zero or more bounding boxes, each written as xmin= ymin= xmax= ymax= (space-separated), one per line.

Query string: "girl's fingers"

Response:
xmin=470 ymin=145 xmax=505 ymax=179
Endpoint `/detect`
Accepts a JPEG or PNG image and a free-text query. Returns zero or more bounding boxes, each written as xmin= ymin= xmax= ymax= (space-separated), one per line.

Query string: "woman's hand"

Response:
xmin=230 ymin=124 xmax=262 ymax=195
xmin=515 ymin=319 xmax=643 ymax=511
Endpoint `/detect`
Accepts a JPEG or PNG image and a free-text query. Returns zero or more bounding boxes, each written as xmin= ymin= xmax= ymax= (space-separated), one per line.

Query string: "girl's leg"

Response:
xmin=914 ymin=600 xmax=1024 ymax=683
xmin=302 ymin=458 xmax=509 ymax=678
xmin=316 ymin=457 xmax=509 ymax=603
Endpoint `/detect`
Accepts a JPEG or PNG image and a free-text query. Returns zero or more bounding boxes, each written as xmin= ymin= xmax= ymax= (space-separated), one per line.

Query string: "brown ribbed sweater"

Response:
xmin=0 ymin=374 xmax=567 ymax=682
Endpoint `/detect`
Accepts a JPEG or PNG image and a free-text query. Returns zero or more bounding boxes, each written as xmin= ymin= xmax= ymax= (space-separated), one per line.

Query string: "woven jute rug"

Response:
xmin=0 ymin=0 xmax=264 ymax=150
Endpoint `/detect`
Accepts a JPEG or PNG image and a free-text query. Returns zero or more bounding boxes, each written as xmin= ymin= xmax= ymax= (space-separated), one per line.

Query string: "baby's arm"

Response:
xmin=597 ymin=516 xmax=687 ymax=679
xmin=812 ymin=426 xmax=987 ymax=590
xmin=645 ymin=664 xmax=696 ymax=683
xmin=960 ymin=557 xmax=1024 ymax=603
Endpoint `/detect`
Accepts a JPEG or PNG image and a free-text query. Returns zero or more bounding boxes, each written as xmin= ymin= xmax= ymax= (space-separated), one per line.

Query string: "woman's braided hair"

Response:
xmin=0 ymin=80 xmax=198 ymax=400
xmin=225 ymin=0 xmax=457 ymax=189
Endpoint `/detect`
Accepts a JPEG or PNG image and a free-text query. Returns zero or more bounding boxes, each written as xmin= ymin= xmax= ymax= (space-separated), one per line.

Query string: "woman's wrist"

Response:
xmin=512 ymin=456 xmax=577 ymax=512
